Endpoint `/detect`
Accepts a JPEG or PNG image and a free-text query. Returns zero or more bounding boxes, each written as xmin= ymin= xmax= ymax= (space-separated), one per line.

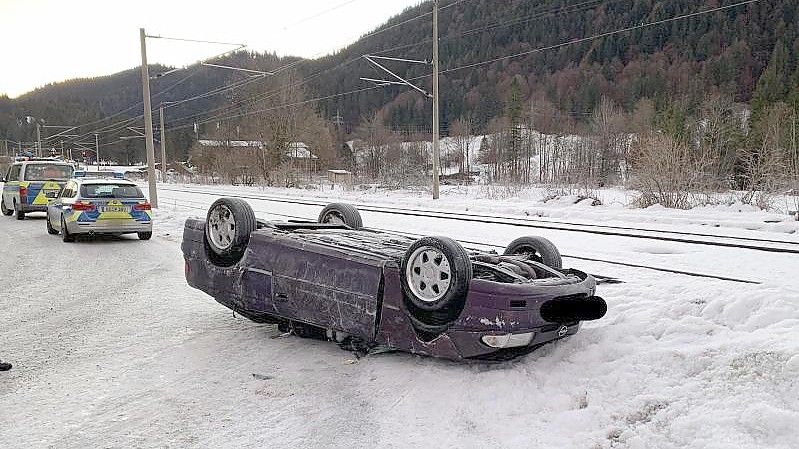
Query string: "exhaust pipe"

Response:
xmin=540 ymin=296 xmax=607 ymax=322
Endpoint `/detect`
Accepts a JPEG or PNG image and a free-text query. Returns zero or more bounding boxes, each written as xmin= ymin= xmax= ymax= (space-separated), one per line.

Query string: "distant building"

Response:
xmin=197 ymin=139 xmax=319 ymax=163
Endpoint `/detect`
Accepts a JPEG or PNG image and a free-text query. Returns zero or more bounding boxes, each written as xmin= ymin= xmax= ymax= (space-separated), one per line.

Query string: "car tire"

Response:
xmin=318 ymin=203 xmax=363 ymax=230
xmin=1 ymin=198 xmax=12 ymax=216
xmin=46 ymin=216 xmax=59 ymax=235
xmin=61 ymin=215 xmax=75 ymax=243
xmin=14 ymin=201 xmax=24 ymax=220
xmin=504 ymin=236 xmax=562 ymax=269
xmin=204 ymin=198 xmax=257 ymax=267
xmin=138 ymin=231 xmax=152 ymax=241
xmin=401 ymin=236 xmax=472 ymax=329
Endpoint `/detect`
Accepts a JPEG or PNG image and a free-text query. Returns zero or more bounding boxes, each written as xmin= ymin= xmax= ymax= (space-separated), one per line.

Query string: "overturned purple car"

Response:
xmin=182 ymin=198 xmax=607 ymax=361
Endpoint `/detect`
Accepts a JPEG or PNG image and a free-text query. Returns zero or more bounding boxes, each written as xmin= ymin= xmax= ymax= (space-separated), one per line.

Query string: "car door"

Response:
xmin=249 ymin=233 xmax=385 ymax=339
xmin=48 ymin=183 xmax=69 ymax=228
xmin=54 ymin=182 xmax=76 ymax=229
xmin=3 ymin=165 xmax=20 ymax=207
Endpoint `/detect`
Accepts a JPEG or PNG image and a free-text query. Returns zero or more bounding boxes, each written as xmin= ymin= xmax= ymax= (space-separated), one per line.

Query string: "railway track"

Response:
xmin=159 ymin=193 xmax=763 ymax=285
xmin=159 ymin=186 xmax=799 ymax=255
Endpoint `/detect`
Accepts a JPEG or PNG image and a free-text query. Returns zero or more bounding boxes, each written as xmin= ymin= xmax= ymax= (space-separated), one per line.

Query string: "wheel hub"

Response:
xmin=406 ymin=246 xmax=452 ymax=302
xmin=208 ymin=204 xmax=236 ymax=250
xmin=322 ymin=212 xmax=345 ymax=225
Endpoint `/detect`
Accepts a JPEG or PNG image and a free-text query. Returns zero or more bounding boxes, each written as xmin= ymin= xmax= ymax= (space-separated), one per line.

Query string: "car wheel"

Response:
xmin=46 ymin=215 xmax=59 ymax=235
xmin=137 ymin=231 xmax=152 ymax=240
xmin=14 ymin=201 xmax=24 ymax=220
xmin=318 ymin=203 xmax=363 ymax=230
xmin=204 ymin=198 xmax=257 ymax=267
xmin=0 ymin=198 xmax=12 ymax=216
xmin=401 ymin=236 xmax=472 ymax=328
xmin=61 ymin=215 xmax=75 ymax=243
xmin=504 ymin=236 xmax=562 ymax=269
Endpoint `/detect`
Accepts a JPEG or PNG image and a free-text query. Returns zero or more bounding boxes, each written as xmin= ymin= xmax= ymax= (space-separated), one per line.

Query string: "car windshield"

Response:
xmin=80 ymin=184 xmax=143 ymax=199
xmin=25 ymin=164 xmax=74 ymax=181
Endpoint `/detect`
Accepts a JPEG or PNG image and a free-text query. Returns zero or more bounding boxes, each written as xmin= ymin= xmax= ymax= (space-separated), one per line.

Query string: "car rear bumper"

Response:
xmin=68 ymin=219 xmax=152 ymax=234
xmin=21 ymin=204 xmax=48 ymax=212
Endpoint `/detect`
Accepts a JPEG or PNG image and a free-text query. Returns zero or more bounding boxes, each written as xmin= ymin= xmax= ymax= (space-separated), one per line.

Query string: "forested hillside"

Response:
xmin=311 ymin=0 xmax=798 ymax=133
xmin=1 ymin=0 xmax=797 ymax=166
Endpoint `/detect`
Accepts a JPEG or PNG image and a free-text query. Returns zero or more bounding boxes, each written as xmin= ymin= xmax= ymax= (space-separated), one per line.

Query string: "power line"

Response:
xmin=164 ymin=0 xmax=473 ymax=129
xmin=442 ymin=0 xmax=762 ymax=74
xmin=284 ymin=0 xmax=363 ymax=28
xmin=174 ymin=0 xmax=759 ymax=131
xmin=45 ymin=67 xmax=204 ymax=148
xmin=49 ymin=0 xmax=473 ymax=150
xmin=372 ymin=0 xmax=616 ymax=56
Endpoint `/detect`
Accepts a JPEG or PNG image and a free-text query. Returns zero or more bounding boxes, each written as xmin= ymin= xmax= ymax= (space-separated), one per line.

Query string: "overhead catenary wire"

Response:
xmin=53 ymin=0 xmax=473 ymax=148
xmin=163 ymin=1 xmax=473 ymax=129
xmin=164 ymin=0 xmax=759 ymax=132
xmin=372 ymin=0 xmax=617 ymax=56
xmin=56 ymin=0 xmax=757 ymax=152
xmin=283 ymin=0 xmax=364 ymax=28
xmin=441 ymin=0 xmax=762 ymax=74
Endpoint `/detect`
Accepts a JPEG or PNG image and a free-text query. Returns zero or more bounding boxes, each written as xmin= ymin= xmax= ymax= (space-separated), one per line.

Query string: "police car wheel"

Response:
xmin=138 ymin=231 xmax=152 ymax=241
xmin=46 ymin=216 xmax=59 ymax=235
xmin=61 ymin=215 xmax=75 ymax=243
xmin=0 ymin=198 xmax=12 ymax=216
xmin=14 ymin=201 xmax=24 ymax=220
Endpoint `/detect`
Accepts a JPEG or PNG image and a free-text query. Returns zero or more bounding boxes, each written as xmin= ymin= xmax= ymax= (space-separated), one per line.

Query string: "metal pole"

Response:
xmin=792 ymin=110 xmax=797 ymax=178
xmin=94 ymin=133 xmax=100 ymax=165
xmin=140 ymin=28 xmax=159 ymax=208
xmin=432 ymin=0 xmax=441 ymax=200
xmin=159 ymin=104 xmax=167 ymax=180
xmin=36 ymin=122 xmax=42 ymax=157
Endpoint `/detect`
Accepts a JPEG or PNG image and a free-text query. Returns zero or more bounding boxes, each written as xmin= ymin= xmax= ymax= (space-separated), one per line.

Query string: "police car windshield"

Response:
xmin=25 ymin=164 xmax=73 ymax=181
xmin=80 ymin=184 xmax=143 ymax=199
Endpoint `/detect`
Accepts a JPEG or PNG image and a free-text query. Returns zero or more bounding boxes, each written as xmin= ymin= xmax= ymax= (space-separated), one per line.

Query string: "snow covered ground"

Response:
xmin=1 ymin=183 xmax=798 ymax=448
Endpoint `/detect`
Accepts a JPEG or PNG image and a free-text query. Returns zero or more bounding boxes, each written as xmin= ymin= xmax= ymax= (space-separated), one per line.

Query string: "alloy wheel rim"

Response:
xmin=406 ymin=246 xmax=452 ymax=302
xmin=322 ymin=211 xmax=345 ymax=225
xmin=208 ymin=204 xmax=236 ymax=250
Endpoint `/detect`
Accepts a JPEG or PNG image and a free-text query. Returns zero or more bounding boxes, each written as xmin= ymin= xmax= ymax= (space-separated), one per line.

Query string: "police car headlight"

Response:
xmin=481 ymin=332 xmax=534 ymax=348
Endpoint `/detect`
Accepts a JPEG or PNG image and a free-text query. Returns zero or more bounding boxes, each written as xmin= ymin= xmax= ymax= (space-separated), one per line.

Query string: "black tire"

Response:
xmin=204 ymin=198 xmax=257 ymax=267
xmin=138 ymin=231 xmax=153 ymax=241
xmin=318 ymin=203 xmax=363 ymax=230
xmin=14 ymin=201 xmax=24 ymax=220
xmin=46 ymin=215 xmax=59 ymax=235
xmin=0 ymin=198 xmax=11 ymax=216
xmin=504 ymin=236 xmax=562 ymax=269
xmin=61 ymin=215 xmax=75 ymax=243
xmin=400 ymin=236 xmax=472 ymax=329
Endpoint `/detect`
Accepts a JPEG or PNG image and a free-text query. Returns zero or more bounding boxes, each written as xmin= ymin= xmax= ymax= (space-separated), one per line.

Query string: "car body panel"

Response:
xmin=183 ymin=220 xmax=384 ymax=339
xmin=182 ymin=217 xmax=605 ymax=360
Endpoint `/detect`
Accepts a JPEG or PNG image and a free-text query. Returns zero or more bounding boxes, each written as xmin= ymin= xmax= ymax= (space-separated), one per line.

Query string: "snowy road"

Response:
xmin=2 ymin=192 xmax=799 ymax=448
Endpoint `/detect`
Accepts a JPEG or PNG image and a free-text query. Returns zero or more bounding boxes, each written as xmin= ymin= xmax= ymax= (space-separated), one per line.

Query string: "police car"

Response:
xmin=45 ymin=177 xmax=153 ymax=242
xmin=2 ymin=158 xmax=75 ymax=219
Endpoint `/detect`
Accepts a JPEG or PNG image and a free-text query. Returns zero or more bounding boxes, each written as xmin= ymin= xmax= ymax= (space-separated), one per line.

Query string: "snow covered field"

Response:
xmin=1 ymin=183 xmax=798 ymax=448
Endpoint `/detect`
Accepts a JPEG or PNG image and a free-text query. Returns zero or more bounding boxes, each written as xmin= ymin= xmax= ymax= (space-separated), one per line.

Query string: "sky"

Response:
xmin=0 ymin=0 xmax=423 ymax=98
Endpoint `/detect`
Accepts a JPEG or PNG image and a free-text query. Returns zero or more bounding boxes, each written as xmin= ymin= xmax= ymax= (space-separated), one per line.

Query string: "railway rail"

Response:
xmin=159 ymin=192 xmax=764 ymax=285
xmin=159 ymin=186 xmax=799 ymax=255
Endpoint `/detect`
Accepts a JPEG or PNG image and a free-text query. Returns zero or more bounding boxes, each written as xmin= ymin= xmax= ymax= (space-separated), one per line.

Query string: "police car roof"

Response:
xmin=75 ymin=178 xmax=136 ymax=185
xmin=16 ymin=159 xmax=72 ymax=165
